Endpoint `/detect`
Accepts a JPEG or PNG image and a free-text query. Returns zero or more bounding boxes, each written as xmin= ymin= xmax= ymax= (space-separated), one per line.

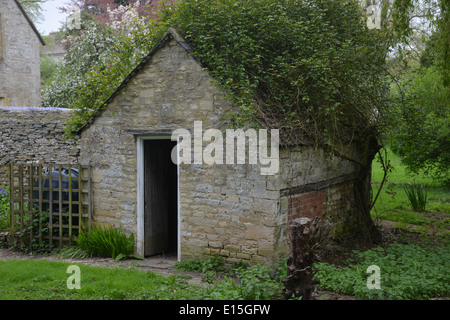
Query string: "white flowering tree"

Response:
xmin=41 ymin=1 xmax=157 ymax=109
xmin=41 ymin=20 xmax=119 ymax=108
xmin=107 ymin=1 xmax=154 ymax=62
xmin=60 ymin=0 xmax=173 ymax=23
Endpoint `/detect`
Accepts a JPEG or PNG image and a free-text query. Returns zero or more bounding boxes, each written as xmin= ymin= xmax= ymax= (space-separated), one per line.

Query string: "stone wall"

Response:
xmin=0 ymin=0 xmax=44 ymax=107
xmin=178 ymin=162 xmax=282 ymax=265
xmin=0 ymin=107 xmax=80 ymax=186
xmin=191 ymin=143 xmax=368 ymax=264
xmin=276 ymin=144 xmax=368 ymax=254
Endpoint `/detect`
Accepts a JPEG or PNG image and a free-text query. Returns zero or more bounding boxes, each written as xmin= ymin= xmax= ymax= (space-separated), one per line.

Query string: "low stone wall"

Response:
xmin=0 ymin=107 xmax=79 ymax=186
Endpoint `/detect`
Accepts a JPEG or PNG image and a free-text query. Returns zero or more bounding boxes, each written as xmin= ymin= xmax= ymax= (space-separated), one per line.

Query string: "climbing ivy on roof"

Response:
xmin=67 ymin=0 xmax=390 ymax=150
xmin=167 ymin=0 xmax=390 ymax=147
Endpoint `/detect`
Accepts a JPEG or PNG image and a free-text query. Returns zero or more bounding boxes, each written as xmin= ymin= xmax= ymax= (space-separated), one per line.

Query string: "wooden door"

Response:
xmin=144 ymin=140 xmax=177 ymax=256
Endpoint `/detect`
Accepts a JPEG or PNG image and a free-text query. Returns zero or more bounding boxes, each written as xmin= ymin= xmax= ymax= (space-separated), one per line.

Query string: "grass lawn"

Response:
xmin=370 ymin=148 xmax=449 ymax=243
xmin=0 ymin=256 xmax=285 ymax=300
xmin=0 ymin=258 xmax=248 ymax=300
xmin=0 ymin=259 xmax=192 ymax=300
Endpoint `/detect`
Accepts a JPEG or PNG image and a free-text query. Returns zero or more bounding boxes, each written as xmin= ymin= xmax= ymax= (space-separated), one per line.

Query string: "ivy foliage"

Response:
xmin=165 ymin=0 xmax=390 ymax=148
xmin=65 ymin=0 xmax=390 ymax=150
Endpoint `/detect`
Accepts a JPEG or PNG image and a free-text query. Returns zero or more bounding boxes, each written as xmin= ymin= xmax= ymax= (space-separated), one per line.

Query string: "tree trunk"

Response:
xmin=284 ymin=217 xmax=330 ymax=300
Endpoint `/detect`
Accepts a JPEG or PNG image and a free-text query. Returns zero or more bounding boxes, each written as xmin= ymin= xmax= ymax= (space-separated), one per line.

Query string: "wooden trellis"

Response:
xmin=7 ymin=163 xmax=91 ymax=251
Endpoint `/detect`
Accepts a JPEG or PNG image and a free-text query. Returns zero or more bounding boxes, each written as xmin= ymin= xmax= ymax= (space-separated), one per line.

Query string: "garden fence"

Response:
xmin=6 ymin=163 xmax=92 ymax=251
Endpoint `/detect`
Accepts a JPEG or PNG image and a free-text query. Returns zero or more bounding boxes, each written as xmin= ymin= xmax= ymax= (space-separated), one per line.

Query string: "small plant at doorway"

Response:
xmin=59 ymin=224 xmax=143 ymax=261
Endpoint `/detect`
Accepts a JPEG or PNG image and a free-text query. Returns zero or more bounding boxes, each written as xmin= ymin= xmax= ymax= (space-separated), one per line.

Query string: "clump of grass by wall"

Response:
xmin=60 ymin=224 xmax=142 ymax=261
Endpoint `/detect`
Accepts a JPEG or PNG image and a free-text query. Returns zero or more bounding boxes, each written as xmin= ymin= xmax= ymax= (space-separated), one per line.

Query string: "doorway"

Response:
xmin=137 ymin=138 xmax=178 ymax=257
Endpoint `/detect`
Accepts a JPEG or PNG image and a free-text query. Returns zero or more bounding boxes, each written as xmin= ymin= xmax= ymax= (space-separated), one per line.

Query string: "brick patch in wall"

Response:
xmin=288 ymin=189 xmax=327 ymax=221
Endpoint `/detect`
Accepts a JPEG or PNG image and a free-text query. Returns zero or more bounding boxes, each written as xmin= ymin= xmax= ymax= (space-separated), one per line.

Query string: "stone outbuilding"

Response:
xmin=76 ymin=29 xmax=374 ymax=265
xmin=0 ymin=0 xmax=45 ymax=107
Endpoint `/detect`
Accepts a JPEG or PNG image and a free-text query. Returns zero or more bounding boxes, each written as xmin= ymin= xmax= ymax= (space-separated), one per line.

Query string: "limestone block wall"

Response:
xmin=276 ymin=144 xmax=367 ymax=253
xmin=79 ymin=37 xmax=227 ymax=230
xmin=0 ymin=107 xmax=80 ymax=186
xmin=182 ymin=144 xmax=367 ymax=265
xmin=178 ymin=162 xmax=282 ymax=265
xmin=0 ymin=0 xmax=44 ymax=107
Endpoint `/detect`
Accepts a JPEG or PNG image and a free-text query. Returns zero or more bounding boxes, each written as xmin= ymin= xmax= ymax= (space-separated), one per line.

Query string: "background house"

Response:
xmin=77 ymin=29 xmax=373 ymax=265
xmin=0 ymin=0 xmax=45 ymax=107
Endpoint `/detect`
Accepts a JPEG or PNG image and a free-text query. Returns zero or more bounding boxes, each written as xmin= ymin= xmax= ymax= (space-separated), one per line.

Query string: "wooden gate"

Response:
xmin=7 ymin=163 xmax=91 ymax=251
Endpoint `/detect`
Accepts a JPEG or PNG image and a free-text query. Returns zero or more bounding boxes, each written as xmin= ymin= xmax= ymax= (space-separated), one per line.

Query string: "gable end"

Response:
xmin=75 ymin=28 xmax=202 ymax=135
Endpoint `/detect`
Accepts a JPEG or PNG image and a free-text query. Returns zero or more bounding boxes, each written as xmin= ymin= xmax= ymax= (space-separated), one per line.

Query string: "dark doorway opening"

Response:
xmin=143 ymin=139 xmax=178 ymax=257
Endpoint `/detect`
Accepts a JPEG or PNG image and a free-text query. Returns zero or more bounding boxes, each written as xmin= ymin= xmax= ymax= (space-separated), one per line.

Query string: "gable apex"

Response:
xmin=75 ymin=28 xmax=201 ymax=135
